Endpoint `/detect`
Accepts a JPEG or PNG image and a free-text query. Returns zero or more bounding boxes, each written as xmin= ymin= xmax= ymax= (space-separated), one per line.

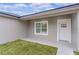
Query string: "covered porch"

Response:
xmin=21 ymin=13 xmax=76 ymax=51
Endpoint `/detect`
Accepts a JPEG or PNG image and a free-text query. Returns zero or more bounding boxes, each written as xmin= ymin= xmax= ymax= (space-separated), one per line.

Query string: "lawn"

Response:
xmin=0 ymin=39 xmax=57 ymax=55
xmin=74 ymin=51 xmax=79 ymax=55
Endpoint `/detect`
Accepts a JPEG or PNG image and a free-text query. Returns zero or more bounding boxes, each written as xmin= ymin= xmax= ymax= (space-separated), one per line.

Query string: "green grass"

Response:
xmin=0 ymin=39 xmax=57 ymax=55
xmin=74 ymin=51 xmax=79 ymax=55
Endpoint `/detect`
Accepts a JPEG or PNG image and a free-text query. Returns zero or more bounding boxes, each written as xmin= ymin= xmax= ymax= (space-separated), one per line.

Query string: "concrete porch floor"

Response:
xmin=22 ymin=38 xmax=74 ymax=55
xmin=57 ymin=41 xmax=74 ymax=55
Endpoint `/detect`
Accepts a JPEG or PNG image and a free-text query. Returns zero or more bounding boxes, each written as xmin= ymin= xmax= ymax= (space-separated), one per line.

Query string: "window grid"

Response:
xmin=34 ymin=21 xmax=48 ymax=35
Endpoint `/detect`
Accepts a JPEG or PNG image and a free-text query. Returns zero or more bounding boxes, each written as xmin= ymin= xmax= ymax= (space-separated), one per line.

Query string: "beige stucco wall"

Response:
xmin=74 ymin=12 xmax=79 ymax=51
xmin=0 ymin=16 xmax=28 ymax=44
xmin=71 ymin=12 xmax=79 ymax=51
xmin=71 ymin=13 xmax=77 ymax=50
xmin=28 ymin=17 xmax=57 ymax=42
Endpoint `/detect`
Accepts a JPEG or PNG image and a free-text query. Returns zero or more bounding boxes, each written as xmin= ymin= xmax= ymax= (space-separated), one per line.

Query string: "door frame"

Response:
xmin=57 ymin=19 xmax=71 ymax=43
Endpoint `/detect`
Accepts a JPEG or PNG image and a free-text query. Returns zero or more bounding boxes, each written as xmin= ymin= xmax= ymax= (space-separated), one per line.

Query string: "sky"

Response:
xmin=0 ymin=3 xmax=75 ymax=16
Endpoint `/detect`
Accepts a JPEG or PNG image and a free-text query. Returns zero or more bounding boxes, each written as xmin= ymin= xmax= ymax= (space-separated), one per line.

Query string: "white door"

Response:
xmin=57 ymin=19 xmax=71 ymax=43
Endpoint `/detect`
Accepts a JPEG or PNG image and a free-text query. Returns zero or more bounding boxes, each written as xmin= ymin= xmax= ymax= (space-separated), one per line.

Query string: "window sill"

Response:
xmin=34 ymin=33 xmax=48 ymax=35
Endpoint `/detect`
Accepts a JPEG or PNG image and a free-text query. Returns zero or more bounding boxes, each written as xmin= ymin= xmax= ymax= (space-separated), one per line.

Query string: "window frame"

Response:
xmin=34 ymin=21 xmax=48 ymax=35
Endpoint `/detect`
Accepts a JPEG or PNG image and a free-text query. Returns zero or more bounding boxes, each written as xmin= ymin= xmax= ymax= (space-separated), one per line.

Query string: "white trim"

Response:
xmin=34 ymin=21 xmax=48 ymax=35
xmin=57 ymin=19 xmax=71 ymax=43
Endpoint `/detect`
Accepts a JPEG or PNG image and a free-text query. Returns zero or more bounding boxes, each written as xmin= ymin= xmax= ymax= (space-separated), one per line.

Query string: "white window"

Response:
xmin=34 ymin=21 xmax=48 ymax=35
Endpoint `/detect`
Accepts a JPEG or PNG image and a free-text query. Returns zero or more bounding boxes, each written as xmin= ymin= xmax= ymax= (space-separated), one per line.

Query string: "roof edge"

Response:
xmin=0 ymin=12 xmax=20 ymax=18
xmin=20 ymin=3 xmax=78 ymax=18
